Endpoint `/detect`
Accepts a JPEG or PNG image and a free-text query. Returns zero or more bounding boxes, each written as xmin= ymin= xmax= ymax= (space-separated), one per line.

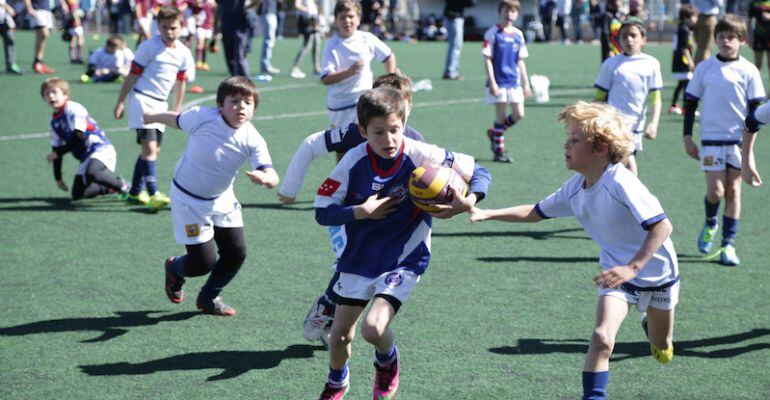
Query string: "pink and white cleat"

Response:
xmin=373 ymin=354 xmax=399 ymax=400
xmin=319 ymin=382 xmax=349 ymax=400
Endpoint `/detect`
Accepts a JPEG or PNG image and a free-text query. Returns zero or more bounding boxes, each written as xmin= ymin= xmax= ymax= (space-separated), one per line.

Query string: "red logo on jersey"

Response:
xmin=317 ymin=178 xmax=341 ymax=196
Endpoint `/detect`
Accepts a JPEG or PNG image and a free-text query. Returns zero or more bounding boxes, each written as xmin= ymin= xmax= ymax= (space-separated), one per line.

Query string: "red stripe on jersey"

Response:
xmin=366 ymin=141 xmax=405 ymax=178
xmin=317 ymin=178 xmax=341 ymax=196
xmin=130 ymin=62 xmax=144 ymax=76
xmin=482 ymin=40 xmax=490 ymax=48
xmin=176 ymin=70 xmax=187 ymax=81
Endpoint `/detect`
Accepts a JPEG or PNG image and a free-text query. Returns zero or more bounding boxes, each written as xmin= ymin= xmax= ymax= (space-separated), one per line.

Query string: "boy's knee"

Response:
xmin=222 ymin=244 xmax=247 ymax=269
xmin=590 ymin=328 xmax=615 ymax=355
xmin=360 ymin=321 xmax=385 ymax=344
xmin=186 ymin=253 xmax=217 ymax=276
xmin=329 ymin=329 xmax=355 ymax=348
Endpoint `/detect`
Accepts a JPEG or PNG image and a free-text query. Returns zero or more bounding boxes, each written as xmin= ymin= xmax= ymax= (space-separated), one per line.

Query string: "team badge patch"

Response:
xmin=185 ymin=224 xmax=200 ymax=237
xmin=384 ymin=272 xmax=403 ymax=287
xmin=317 ymin=178 xmax=341 ymax=196
xmin=702 ymin=156 xmax=714 ymax=167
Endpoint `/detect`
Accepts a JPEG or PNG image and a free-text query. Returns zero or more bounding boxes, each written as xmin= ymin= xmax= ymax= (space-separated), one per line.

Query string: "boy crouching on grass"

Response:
xmin=143 ymin=76 xmax=279 ymax=316
xmin=471 ymin=101 xmax=679 ymax=400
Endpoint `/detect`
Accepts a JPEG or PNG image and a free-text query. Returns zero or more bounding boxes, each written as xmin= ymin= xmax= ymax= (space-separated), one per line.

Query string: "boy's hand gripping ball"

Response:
xmin=408 ymin=164 xmax=468 ymax=213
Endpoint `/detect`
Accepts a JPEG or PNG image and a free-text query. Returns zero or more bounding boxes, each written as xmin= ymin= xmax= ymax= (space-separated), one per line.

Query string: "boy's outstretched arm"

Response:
xmin=595 ymin=218 xmax=673 ymax=289
xmin=383 ymin=53 xmax=397 ymax=73
xmin=278 ymin=130 xmax=330 ymax=204
xmin=246 ymin=168 xmax=280 ymax=189
xmin=143 ymin=111 xmax=180 ymax=128
xmin=742 ymin=129 xmax=762 ymax=186
xmin=170 ymin=80 xmax=186 ymax=112
xmin=432 ymin=162 xmax=492 ymax=219
xmin=114 ymin=73 xmax=139 ymax=119
xmin=645 ymin=90 xmax=661 ymax=139
xmin=469 ymin=204 xmax=543 ymax=223
xmin=320 ymin=60 xmax=363 ymax=85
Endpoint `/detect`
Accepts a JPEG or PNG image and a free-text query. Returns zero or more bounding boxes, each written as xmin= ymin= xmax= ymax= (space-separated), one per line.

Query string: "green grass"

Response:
xmin=1 ymin=31 xmax=769 ymax=399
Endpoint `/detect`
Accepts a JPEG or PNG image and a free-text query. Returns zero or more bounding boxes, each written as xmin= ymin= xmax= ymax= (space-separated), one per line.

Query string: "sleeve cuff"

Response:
xmin=534 ymin=203 xmax=550 ymax=219
xmin=641 ymin=213 xmax=666 ymax=230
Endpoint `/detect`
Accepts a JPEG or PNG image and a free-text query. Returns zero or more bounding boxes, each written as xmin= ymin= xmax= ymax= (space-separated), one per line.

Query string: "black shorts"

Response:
xmin=753 ymin=29 xmax=770 ymax=51
xmin=297 ymin=15 xmax=318 ymax=35
xmin=135 ymin=128 xmax=163 ymax=145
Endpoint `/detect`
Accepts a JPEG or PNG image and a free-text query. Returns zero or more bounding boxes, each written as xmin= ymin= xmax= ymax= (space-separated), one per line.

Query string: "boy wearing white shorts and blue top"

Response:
xmin=314 ymin=88 xmax=491 ymax=400
xmin=114 ymin=6 xmax=194 ymax=212
xmin=594 ymin=18 xmax=662 ymax=176
xmin=320 ymin=0 xmax=396 ymax=129
xmin=683 ymin=15 xmax=764 ymax=266
xmin=471 ymin=101 xmax=679 ymax=400
xmin=482 ymin=0 xmax=531 ymax=164
xmin=143 ymin=76 xmax=279 ymax=316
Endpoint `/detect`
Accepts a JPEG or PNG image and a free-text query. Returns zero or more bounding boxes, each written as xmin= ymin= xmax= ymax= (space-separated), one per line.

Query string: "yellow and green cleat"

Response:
xmin=148 ymin=191 xmax=171 ymax=212
xmin=650 ymin=344 xmax=674 ymax=364
xmin=123 ymin=190 xmax=150 ymax=205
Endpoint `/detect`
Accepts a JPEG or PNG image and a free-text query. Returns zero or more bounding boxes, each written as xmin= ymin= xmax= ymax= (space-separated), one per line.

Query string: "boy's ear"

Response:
xmin=358 ymin=123 xmax=368 ymax=138
xmin=593 ymin=141 xmax=610 ymax=155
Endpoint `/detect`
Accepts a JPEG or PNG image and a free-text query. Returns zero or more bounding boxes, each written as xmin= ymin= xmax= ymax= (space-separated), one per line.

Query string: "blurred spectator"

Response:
xmin=555 ymin=0 xmax=571 ymax=44
xmin=220 ymin=0 xmax=251 ymax=77
xmin=289 ymin=0 xmax=321 ymax=78
xmin=258 ymin=0 xmax=280 ymax=74
xmin=443 ymin=0 xmax=475 ymax=80
xmin=108 ymin=0 xmax=131 ymax=34
xmin=276 ymin=0 xmax=285 ymax=39
xmin=539 ymin=0 xmax=555 ymax=41
xmin=692 ymin=0 xmax=720 ymax=64
xmin=417 ymin=14 xmax=446 ymax=41
xmin=589 ymin=0 xmax=601 ymax=42
xmin=570 ymin=0 xmax=584 ymax=44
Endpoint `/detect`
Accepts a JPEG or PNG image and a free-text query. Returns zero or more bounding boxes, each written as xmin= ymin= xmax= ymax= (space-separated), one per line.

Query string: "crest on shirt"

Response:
xmin=384 ymin=272 xmax=403 ymax=287
xmin=702 ymin=156 xmax=715 ymax=167
xmin=185 ymin=224 xmax=200 ymax=237
xmin=317 ymin=178 xmax=341 ymax=196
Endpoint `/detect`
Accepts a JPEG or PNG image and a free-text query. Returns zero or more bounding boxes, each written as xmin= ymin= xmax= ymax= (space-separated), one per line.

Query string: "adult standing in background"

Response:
xmin=289 ymin=0 xmax=322 ymax=78
xmin=443 ymin=0 xmax=475 ymax=80
xmin=555 ymin=0 xmax=572 ymax=44
xmin=692 ymin=0 xmax=722 ymax=65
xmin=218 ymin=0 xmax=251 ymax=77
xmin=258 ymin=0 xmax=280 ymax=74
xmin=539 ymin=0 xmax=556 ymax=42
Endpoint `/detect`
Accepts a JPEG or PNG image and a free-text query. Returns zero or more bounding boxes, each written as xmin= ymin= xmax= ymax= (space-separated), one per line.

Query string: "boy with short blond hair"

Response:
xmin=320 ymin=0 xmax=397 ymax=129
xmin=471 ymin=101 xmax=679 ymax=400
xmin=684 ymin=15 xmax=764 ymax=266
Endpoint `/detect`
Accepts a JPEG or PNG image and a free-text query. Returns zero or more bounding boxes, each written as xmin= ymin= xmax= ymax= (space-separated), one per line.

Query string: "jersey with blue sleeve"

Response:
xmin=174 ymin=106 xmax=273 ymax=199
xmin=49 ymin=101 xmax=111 ymax=162
xmin=481 ymin=25 xmax=528 ymax=88
xmin=535 ymin=163 xmax=678 ymax=288
xmin=314 ymin=137 xmax=476 ymax=278
xmin=595 ymin=53 xmax=663 ymax=133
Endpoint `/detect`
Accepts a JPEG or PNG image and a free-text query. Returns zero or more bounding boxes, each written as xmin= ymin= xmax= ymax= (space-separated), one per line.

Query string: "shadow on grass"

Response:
xmin=433 ymin=227 xmax=589 ymax=241
xmin=478 ymin=256 xmax=597 ymax=264
xmin=489 ymin=328 xmax=770 ymax=361
xmin=79 ymin=344 xmax=325 ymax=381
xmin=0 ymin=196 xmax=131 ymax=212
xmin=0 ymin=310 xmax=200 ymax=342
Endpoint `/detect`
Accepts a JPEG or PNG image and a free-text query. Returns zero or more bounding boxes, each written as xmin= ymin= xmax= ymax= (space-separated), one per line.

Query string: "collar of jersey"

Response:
xmin=366 ymin=140 xmax=405 ymax=178
xmin=52 ymin=101 xmax=68 ymax=117
xmin=495 ymin=24 xmax=517 ymax=35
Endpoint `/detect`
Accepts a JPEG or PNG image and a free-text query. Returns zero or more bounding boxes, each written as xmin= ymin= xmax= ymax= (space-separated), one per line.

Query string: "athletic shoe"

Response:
xmin=33 ymin=62 xmax=47 ymax=74
xmin=200 ymin=63 xmax=211 ymax=71
xmin=442 ymin=72 xmax=462 ymax=80
xmin=289 ymin=68 xmax=306 ymax=79
xmin=318 ymin=383 xmax=349 ymax=400
xmin=164 ymin=257 xmax=185 ymax=303
xmin=668 ymin=105 xmax=683 ymax=115
xmin=209 ymin=39 xmax=219 ymax=53
xmin=719 ymin=244 xmax=740 ymax=266
xmin=80 ymin=74 xmax=92 ymax=83
xmin=262 ymin=66 xmax=281 ymax=74
xmin=373 ymin=353 xmax=399 ymax=400
xmin=493 ymin=152 xmax=512 ymax=163
xmin=148 ymin=191 xmax=171 ymax=212
xmin=189 ymin=85 xmax=205 ymax=94
xmin=123 ymin=190 xmax=150 ymax=205
xmin=196 ymin=295 xmax=237 ymax=316
xmin=697 ymin=223 xmax=718 ymax=254
xmin=650 ymin=344 xmax=674 ymax=364
xmin=7 ymin=64 xmax=22 ymax=75
xmin=303 ymin=295 xmax=335 ymax=341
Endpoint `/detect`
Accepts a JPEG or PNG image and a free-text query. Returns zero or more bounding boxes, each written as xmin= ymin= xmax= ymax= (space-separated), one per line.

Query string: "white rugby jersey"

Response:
xmin=595 ymin=53 xmax=663 ymax=133
xmin=174 ymin=106 xmax=273 ymax=199
xmin=686 ymin=55 xmax=764 ymax=143
xmin=535 ymin=163 xmax=678 ymax=288
xmin=320 ymin=31 xmax=392 ymax=110
xmin=131 ymin=35 xmax=194 ymax=101
xmin=89 ymin=46 xmax=134 ymax=72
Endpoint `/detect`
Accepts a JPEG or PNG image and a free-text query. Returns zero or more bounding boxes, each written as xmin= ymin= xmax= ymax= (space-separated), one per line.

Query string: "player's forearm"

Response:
xmin=742 ymin=130 xmax=757 ymax=161
xmin=116 ymin=74 xmax=139 ymax=104
xmin=279 ymin=131 xmax=328 ymax=198
xmin=485 ymin=204 xmax=542 ymax=222
xmin=144 ymin=111 xmax=180 ymax=128
xmin=648 ymin=95 xmax=662 ymax=126
xmin=24 ymin=0 xmax=34 ymax=11
xmin=383 ymin=53 xmax=397 ymax=73
xmin=171 ymin=81 xmax=186 ymax=112
xmin=321 ymin=69 xmax=353 ymax=85
xmin=518 ymin=60 xmax=530 ymax=89
xmin=484 ymin=57 xmax=496 ymax=85
xmin=627 ymin=218 xmax=672 ymax=273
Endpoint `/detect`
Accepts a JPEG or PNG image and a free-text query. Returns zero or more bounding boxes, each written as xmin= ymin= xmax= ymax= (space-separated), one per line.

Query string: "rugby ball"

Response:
xmin=408 ymin=164 xmax=468 ymax=212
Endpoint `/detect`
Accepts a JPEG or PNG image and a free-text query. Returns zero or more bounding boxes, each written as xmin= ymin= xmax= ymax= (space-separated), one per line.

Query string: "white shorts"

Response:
xmin=600 ymin=280 xmax=680 ymax=312
xmin=170 ymin=183 xmax=243 ymax=245
xmin=68 ymin=25 xmax=84 ymax=37
xmin=76 ymin=145 xmax=117 ymax=176
xmin=196 ymin=28 xmax=213 ymax=40
xmin=185 ymin=15 xmax=197 ymax=36
xmin=135 ymin=16 xmax=152 ymax=34
xmin=700 ymin=144 xmax=741 ymax=171
xmin=485 ymin=86 xmax=524 ymax=104
xmin=671 ymin=72 xmax=693 ymax=81
xmin=127 ymin=91 xmax=168 ymax=131
xmin=31 ymin=10 xmax=54 ymax=29
xmin=632 ymin=131 xmax=643 ymax=152
xmin=328 ymin=107 xmax=357 ymax=129
xmin=333 ymin=269 xmax=420 ymax=306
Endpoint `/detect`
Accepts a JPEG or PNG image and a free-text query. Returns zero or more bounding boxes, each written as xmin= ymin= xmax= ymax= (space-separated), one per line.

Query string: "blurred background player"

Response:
xmin=81 ymin=35 xmax=134 ymax=83
xmin=190 ymin=0 xmax=215 ymax=71
xmin=669 ymin=4 xmax=697 ymax=116
xmin=64 ymin=0 xmax=85 ymax=64
xmin=144 ymin=76 xmax=278 ymax=316
xmin=594 ymin=18 xmax=662 ymax=175
xmin=41 ymin=78 xmax=129 ymax=200
xmin=470 ymin=101 xmax=679 ymax=400
xmin=289 ymin=0 xmax=322 ymax=78
xmin=683 ymin=15 xmax=764 ymax=266
xmin=482 ymin=0 xmax=531 ymax=164
xmin=599 ymin=0 xmax=624 ymax=62
xmin=749 ymin=0 xmax=770 ymax=86
xmin=314 ymin=87 xmax=491 ymax=399
xmin=24 ymin=0 xmax=69 ymax=74
xmin=114 ymin=6 xmax=194 ymax=212
xmin=134 ymin=0 xmax=154 ymax=46
xmin=321 ymin=0 xmax=396 ymax=129
xmin=0 ymin=0 xmax=21 ymax=74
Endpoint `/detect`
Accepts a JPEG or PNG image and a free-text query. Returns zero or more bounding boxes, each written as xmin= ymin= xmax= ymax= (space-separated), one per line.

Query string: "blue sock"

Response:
xmin=328 ymin=363 xmax=349 ymax=386
xmin=141 ymin=159 xmax=158 ymax=195
xmin=375 ymin=345 xmax=397 ymax=366
xmin=130 ymin=156 xmax=145 ymax=195
xmin=199 ymin=260 xmax=240 ymax=299
xmin=504 ymin=114 xmax=517 ymax=128
xmin=704 ymin=198 xmax=719 ymax=227
xmin=170 ymin=255 xmax=189 ymax=277
xmin=582 ymin=371 xmax=609 ymax=400
xmin=721 ymin=216 xmax=739 ymax=247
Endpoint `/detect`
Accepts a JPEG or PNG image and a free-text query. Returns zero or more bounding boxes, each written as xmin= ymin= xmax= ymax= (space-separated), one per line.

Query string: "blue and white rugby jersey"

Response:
xmin=49 ymin=101 xmax=111 ymax=162
xmin=481 ymin=25 xmax=528 ymax=89
xmin=535 ymin=163 xmax=678 ymax=288
xmin=314 ymin=137 xmax=475 ymax=278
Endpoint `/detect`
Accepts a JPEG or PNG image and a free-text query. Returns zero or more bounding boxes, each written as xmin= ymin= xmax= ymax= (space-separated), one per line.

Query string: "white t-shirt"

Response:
xmin=132 ymin=35 xmax=194 ymax=101
xmin=595 ymin=53 xmax=663 ymax=133
xmin=536 ymin=163 xmax=678 ymax=288
xmin=89 ymin=46 xmax=134 ymax=72
xmin=321 ymin=31 xmax=392 ymax=110
xmin=686 ymin=55 xmax=765 ymax=143
xmin=174 ymin=106 xmax=273 ymax=199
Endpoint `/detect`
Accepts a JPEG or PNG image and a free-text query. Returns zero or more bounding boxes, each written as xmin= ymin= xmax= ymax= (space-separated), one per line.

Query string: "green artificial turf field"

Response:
xmin=0 ymin=31 xmax=769 ymax=399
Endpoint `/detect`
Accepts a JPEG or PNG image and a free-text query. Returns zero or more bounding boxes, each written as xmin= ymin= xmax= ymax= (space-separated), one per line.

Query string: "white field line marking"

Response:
xmin=0 ymin=86 xmax=595 ymax=142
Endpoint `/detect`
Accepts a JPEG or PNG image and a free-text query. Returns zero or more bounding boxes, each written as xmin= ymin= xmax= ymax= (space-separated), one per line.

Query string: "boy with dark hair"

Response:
xmin=684 ymin=15 xmax=764 ymax=266
xmin=144 ymin=76 xmax=279 ymax=316
xmin=314 ymin=87 xmax=491 ymax=400
xmin=669 ymin=4 xmax=697 ymax=115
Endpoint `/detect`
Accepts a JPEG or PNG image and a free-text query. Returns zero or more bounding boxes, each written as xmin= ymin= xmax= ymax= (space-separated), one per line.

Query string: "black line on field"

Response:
xmin=78 ymin=344 xmax=325 ymax=381
xmin=0 ymin=196 xmax=135 ymax=212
